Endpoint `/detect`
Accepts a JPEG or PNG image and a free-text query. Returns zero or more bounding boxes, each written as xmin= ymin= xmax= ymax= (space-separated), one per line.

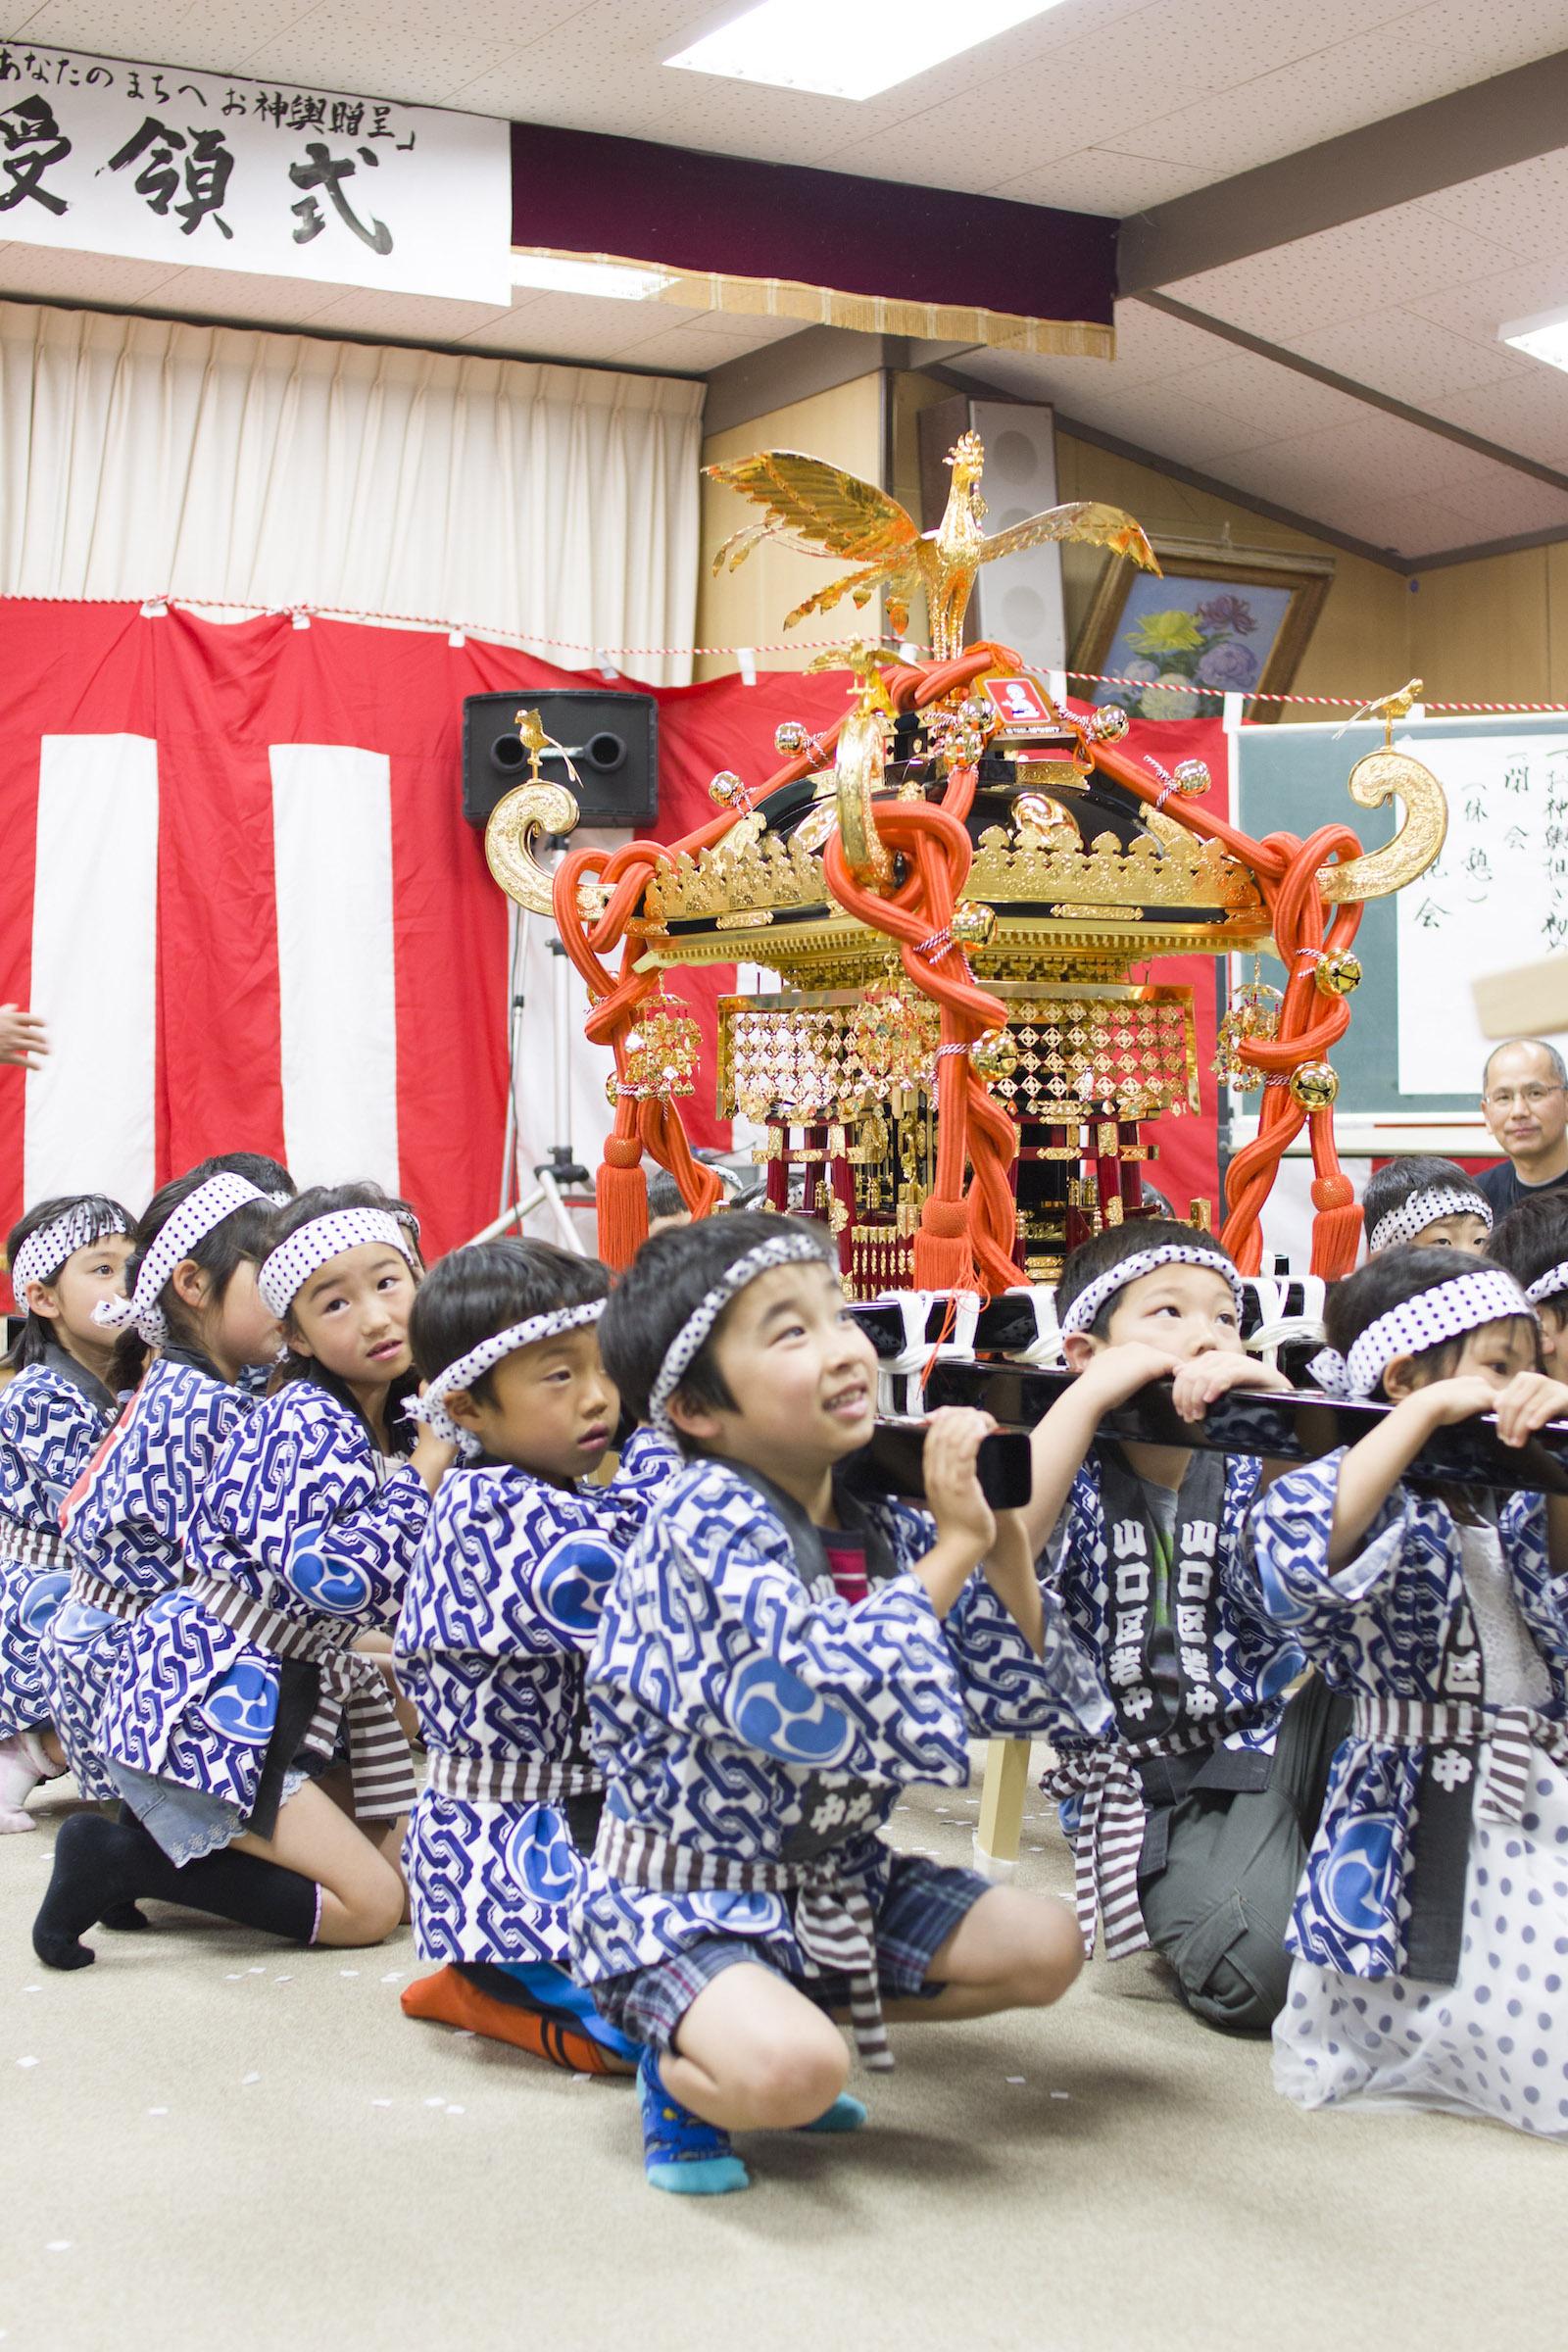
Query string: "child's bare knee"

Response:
xmin=1013 ymin=1897 xmax=1086 ymax=2005
xmin=733 ymin=2029 xmax=848 ymax=2128
xmin=339 ymin=1865 xmax=405 ymax=1946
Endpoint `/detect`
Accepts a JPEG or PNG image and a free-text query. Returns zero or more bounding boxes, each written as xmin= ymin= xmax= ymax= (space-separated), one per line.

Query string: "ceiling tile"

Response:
xmin=1167 ymin=345 xmax=1366 ymax=437
xmin=299 ymin=286 xmax=515 ymax=339
xmin=0 ymin=240 xmax=181 ymax=301
xmin=1430 ymin=373 xmax=1568 ymax=475
xmin=1283 ymin=308 xmax=1531 ymax=403
xmin=1408 ymin=259 xmax=1568 ymax=350
xmin=1174 ymin=204 xmax=1522 ymax=342
xmin=1420 ymin=148 xmax=1568 ymax=262
xmin=992 ymin=147 xmax=1210 ymax=214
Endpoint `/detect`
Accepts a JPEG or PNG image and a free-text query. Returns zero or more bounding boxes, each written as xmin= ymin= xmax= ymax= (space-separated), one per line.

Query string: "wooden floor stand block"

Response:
xmin=974 ymin=1736 xmax=1033 ymax=1882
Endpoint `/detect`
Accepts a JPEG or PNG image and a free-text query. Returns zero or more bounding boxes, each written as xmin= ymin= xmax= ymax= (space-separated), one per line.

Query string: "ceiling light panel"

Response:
xmin=1500 ymin=305 xmax=1568 ymax=374
xmin=509 ymin=255 xmax=675 ymax=299
xmin=666 ymin=0 xmax=1065 ymax=101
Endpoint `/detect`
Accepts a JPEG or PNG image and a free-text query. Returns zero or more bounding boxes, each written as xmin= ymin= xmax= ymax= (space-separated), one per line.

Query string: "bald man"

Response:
xmin=1477 ymin=1037 xmax=1568 ymax=1217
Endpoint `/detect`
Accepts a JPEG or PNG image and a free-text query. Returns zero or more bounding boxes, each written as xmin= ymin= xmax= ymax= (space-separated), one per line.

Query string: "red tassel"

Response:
xmin=1309 ymin=1173 xmax=1362 ymax=1279
xmin=913 ymin=1196 xmax=976 ymax=1293
xmin=597 ymin=1135 xmax=648 ymax=1270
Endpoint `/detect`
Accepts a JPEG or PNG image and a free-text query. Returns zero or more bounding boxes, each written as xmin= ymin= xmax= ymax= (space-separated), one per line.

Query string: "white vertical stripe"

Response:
xmin=24 ymin=735 xmax=158 ymax=1213
xmin=270 ymin=745 xmax=398 ymax=1191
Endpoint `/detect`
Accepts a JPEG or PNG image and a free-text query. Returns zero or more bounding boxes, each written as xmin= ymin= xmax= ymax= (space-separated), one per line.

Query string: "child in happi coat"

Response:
xmin=1489 ymin=1190 xmax=1568 ymax=1378
xmin=1253 ymin=1248 xmax=1568 ymax=2137
xmin=1362 ymin=1156 xmax=1492 ymax=1257
xmin=33 ymin=1173 xmax=278 ymax=1835
xmin=573 ymin=1214 xmax=1109 ymax=2197
xmin=0 ymin=1196 xmax=134 ymax=1828
xmin=1018 ymin=1219 xmax=1348 ymax=2034
xmin=395 ymin=1239 xmax=681 ymax=2069
xmin=34 ymin=1184 xmax=454 ymax=1969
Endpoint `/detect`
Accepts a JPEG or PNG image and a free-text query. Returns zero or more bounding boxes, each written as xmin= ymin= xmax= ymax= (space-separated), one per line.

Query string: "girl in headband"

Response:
xmin=0 ymin=1194 xmax=134 ymax=1830
xmin=34 ymin=1182 xmax=452 ymax=1971
xmin=1361 ymin=1154 xmax=1491 ymax=1258
xmin=32 ymin=1169 xmax=278 ymax=1861
xmin=1011 ymin=1216 xmax=1343 ymax=2037
xmin=1254 ymin=1245 xmax=1568 ymax=2137
xmin=394 ymin=1238 xmax=682 ymax=2069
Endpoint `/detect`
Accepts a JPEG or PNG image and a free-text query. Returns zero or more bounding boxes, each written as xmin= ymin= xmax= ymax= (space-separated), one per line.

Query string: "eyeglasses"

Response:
xmin=1483 ymin=1083 xmax=1565 ymax=1109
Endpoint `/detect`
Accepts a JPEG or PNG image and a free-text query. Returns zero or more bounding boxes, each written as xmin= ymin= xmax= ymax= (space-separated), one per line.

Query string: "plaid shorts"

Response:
xmin=594 ymin=1851 xmax=990 ymax=2053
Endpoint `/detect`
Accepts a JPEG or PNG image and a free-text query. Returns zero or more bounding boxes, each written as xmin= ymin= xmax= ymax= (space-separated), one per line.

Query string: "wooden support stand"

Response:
xmin=974 ymin=1736 xmax=1033 ymax=1882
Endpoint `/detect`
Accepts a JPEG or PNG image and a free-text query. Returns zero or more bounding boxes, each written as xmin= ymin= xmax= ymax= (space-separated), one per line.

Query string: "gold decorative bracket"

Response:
xmin=484 ymin=781 xmax=580 ymax=916
xmin=1317 ymin=746 xmax=1446 ymax=906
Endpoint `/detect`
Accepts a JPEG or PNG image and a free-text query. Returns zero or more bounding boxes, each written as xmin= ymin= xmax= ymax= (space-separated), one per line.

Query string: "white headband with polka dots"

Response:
xmin=1366 ymin=1185 xmax=1491 ymax=1254
xmin=1526 ymin=1261 xmax=1568 ymax=1309
xmin=409 ymin=1300 xmax=607 ymax=1457
xmin=259 ymin=1210 xmax=412 ymax=1319
xmin=649 ymin=1232 xmax=833 ymax=1432
xmin=11 ymin=1203 xmax=133 ymax=1302
xmin=93 ymin=1174 xmax=265 ymax=1346
xmin=1058 ymin=1244 xmax=1244 ymax=1340
xmin=1308 ymin=1268 xmax=1535 ymax=1399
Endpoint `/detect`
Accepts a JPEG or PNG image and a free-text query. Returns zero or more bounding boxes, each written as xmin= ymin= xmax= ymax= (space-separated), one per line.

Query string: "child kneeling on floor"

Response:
xmin=572 ymin=1213 xmax=1109 ymax=2197
xmin=395 ymin=1238 xmax=681 ymax=2070
xmin=1017 ymin=1218 xmax=1348 ymax=2034
xmin=1253 ymin=1248 xmax=1568 ymax=2138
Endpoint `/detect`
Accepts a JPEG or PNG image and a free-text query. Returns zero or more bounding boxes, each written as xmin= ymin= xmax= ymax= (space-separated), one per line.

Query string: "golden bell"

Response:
xmin=1314 ymin=951 xmax=1362 ymax=997
xmin=1289 ymin=1061 xmax=1340 ymax=1110
xmin=1172 ymin=759 xmax=1210 ymax=795
xmin=604 ymin=1071 xmax=621 ymax=1107
xmin=709 ymin=769 xmax=746 ymax=807
xmin=951 ymin=901 xmax=998 ymax=949
xmin=774 ymin=720 xmax=808 ymax=756
xmin=1092 ymin=705 xmax=1130 ymax=742
xmin=971 ymin=1030 xmax=1019 ymax=1081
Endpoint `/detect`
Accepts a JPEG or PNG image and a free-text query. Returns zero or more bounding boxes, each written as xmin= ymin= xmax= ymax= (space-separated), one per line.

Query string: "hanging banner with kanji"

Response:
xmin=0 ymin=43 xmax=511 ymax=302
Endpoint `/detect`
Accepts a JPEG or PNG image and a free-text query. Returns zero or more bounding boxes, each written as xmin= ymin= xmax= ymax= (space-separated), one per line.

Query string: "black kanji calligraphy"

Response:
xmin=0 ymin=94 xmax=70 ymax=215
xmin=288 ymin=139 xmax=391 ymax=253
xmin=104 ymin=117 xmax=235 ymax=238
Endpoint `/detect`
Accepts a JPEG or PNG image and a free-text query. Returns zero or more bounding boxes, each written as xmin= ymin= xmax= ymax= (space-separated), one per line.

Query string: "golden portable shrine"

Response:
xmin=484 ymin=437 xmax=1450 ymax=1289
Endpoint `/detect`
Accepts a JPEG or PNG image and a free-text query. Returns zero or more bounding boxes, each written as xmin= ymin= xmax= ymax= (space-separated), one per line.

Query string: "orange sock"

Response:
xmin=400 ymin=1965 xmax=624 ymax=2074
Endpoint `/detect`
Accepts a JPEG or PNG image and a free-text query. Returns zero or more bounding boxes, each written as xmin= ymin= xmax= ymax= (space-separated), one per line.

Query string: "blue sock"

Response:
xmin=800 ymin=2091 xmax=867 ymax=2133
xmin=638 ymin=2047 xmax=750 ymax=2196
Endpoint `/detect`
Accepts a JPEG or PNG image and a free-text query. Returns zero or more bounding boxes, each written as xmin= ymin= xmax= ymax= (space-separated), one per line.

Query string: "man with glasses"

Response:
xmin=1477 ymin=1037 xmax=1568 ymax=1215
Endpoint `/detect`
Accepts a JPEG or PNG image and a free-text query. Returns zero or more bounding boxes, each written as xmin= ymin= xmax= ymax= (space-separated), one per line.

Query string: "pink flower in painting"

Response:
xmin=1196 ymin=594 xmax=1257 ymax=636
xmin=1197 ymin=639 xmax=1259 ymax=690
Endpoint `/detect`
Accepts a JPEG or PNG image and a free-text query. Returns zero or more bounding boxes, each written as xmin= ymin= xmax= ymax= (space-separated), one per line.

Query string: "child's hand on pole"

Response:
xmin=921 ymin=1405 xmax=997 ymax=1562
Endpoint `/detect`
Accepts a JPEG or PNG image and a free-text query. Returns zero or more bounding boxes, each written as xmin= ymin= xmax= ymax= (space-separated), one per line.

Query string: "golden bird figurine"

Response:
xmin=706 ymin=430 xmax=1159 ymax=660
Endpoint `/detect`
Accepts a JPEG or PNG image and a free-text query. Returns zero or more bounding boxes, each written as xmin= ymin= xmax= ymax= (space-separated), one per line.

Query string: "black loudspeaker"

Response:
xmin=462 ymin=690 xmax=659 ymax=830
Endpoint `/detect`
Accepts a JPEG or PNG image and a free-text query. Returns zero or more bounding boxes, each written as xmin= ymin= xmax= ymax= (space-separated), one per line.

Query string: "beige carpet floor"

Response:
xmin=2 ymin=1770 xmax=1557 ymax=2352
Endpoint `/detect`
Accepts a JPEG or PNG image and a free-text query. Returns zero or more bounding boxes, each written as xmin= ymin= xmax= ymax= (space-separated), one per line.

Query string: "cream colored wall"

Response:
xmin=696 ymin=374 xmax=885 ymax=682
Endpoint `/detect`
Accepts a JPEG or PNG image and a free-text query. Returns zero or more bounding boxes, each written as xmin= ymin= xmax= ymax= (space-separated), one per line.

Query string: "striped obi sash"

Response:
xmin=1041 ymin=1724 xmax=1220 ymax=1961
xmin=183 ymin=1574 xmax=416 ymax=1823
xmin=424 ymin=1749 xmax=599 ymax=1805
xmin=0 ymin=1514 xmax=68 ymax=1573
xmin=71 ymin=1565 xmax=160 ymax=1621
xmin=596 ymin=1812 xmax=895 ymax=2072
xmin=1350 ymin=1696 xmax=1568 ymax=1826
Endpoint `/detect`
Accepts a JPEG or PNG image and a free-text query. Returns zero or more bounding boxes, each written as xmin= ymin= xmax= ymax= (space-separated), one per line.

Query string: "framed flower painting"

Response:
xmin=1070 ymin=536 xmax=1334 ymax=723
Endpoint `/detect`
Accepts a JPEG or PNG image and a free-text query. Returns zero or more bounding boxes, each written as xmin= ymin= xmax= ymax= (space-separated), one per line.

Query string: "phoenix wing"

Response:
xmin=978 ymin=502 xmax=1161 ymax=574
xmin=706 ymin=452 xmax=919 ymax=573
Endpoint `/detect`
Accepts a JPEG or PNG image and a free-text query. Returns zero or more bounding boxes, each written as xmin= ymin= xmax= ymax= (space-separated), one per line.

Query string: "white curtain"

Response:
xmin=0 ymin=298 xmax=703 ymax=683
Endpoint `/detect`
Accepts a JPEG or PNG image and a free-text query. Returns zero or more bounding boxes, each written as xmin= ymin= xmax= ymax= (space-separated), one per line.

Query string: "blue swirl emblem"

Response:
xmin=50 ymin=1597 xmax=113 ymax=1647
xmin=286 ymin=1527 xmax=371 ymax=1617
xmin=725 ymin=1657 xmax=854 ymax=1767
xmin=198 ymin=1659 xmax=279 ymax=1746
xmin=534 ymin=1535 xmax=615 ymax=1641
xmin=505 ymin=1804 xmax=583 ymax=1906
xmin=1321 ymin=1813 xmax=1396 ymax=1938
xmin=19 ymin=1571 xmax=69 ymax=1639
xmin=686 ymin=1888 xmax=786 ymax=1936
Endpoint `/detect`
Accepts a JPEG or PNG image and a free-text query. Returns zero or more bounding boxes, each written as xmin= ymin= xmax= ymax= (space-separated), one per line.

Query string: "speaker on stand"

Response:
xmin=461 ymin=690 xmax=660 ymax=1250
xmin=917 ymin=394 xmax=1067 ymax=668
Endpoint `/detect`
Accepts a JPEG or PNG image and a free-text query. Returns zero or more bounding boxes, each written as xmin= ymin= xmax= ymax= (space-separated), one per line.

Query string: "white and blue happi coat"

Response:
xmin=36 ymin=1354 xmax=256 ymax=1800
xmin=571 ymin=1454 xmax=1109 ymax=1990
xmin=396 ymin=1426 xmax=683 ymax=1965
xmin=1049 ymin=1452 xmax=1304 ymax=1771
xmin=0 ymin=1347 xmax=116 ymax=1737
xmin=1251 ymin=1453 xmax=1568 ymax=1980
xmin=97 ymin=1380 xmax=429 ymax=1818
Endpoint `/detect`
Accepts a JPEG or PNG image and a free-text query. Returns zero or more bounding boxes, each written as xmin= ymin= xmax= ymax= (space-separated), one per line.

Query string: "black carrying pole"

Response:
xmin=915 ymin=1361 xmax=1568 ymax=1498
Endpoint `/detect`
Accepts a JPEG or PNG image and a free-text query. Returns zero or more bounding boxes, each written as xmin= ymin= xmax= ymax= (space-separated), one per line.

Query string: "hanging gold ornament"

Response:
xmin=1314 ymin=950 xmax=1362 ymax=997
xmin=1212 ymin=981 xmax=1282 ymax=1091
xmin=709 ymin=770 xmax=748 ymax=808
xmin=774 ymin=720 xmax=809 ymax=757
xmin=848 ymin=985 xmax=939 ymax=1095
xmin=971 ymin=1030 xmax=1019 ymax=1081
xmin=1171 ymin=759 xmax=1210 ymax=795
xmin=1289 ymin=1061 xmax=1340 ymax=1111
xmin=620 ymin=999 xmax=702 ymax=1099
xmin=1092 ymin=704 xmax=1131 ymax=742
xmin=951 ymin=900 xmax=998 ymax=950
